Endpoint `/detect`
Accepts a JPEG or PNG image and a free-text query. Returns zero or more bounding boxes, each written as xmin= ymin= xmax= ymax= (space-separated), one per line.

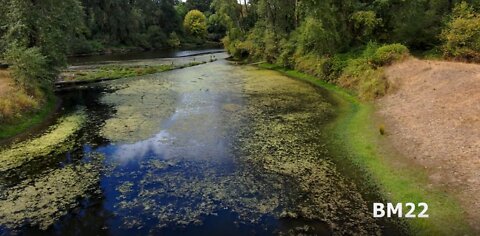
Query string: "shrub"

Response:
xmin=371 ymin=44 xmax=409 ymax=66
xmin=4 ymin=45 xmax=50 ymax=90
xmin=167 ymin=32 xmax=181 ymax=48
xmin=277 ymin=37 xmax=296 ymax=68
xmin=183 ymin=10 xmax=208 ymax=39
xmin=263 ymin=29 xmax=280 ymax=63
xmin=293 ymin=54 xmax=329 ymax=79
xmin=0 ymin=70 xmax=42 ymax=124
xmin=441 ymin=2 xmax=480 ymax=62
xmin=295 ymin=17 xmax=339 ymax=56
xmin=338 ymin=58 xmax=388 ymax=100
xmin=379 ymin=125 xmax=386 ymax=135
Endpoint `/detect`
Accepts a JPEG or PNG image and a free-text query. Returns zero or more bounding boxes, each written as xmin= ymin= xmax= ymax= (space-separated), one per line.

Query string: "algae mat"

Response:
xmin=0 ymin=58 xmax=395 ymax=235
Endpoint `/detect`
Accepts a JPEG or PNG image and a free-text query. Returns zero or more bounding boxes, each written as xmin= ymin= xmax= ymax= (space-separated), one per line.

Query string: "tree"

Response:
xmin=186 ymin=0 xmax=213 ymax=13
xmin=1 ymin=0 xmax=84 ymax=88
xmin=183 ymin=10 xmax=208 ymax=39
xmin=441 ymin=1 xmax=480 ymax=62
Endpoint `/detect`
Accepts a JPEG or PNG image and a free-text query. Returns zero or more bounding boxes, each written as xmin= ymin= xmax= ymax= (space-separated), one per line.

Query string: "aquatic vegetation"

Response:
xmin=267 ymin=65 xmax=473 ymax=235
xmin=234 ymin=67 xmax=381 ymax=235
xmin=100 ymin=77 xmax=177 ymax=143
xmin=61 ymin=60 xmax=211 ymax=83
xmin=63 ymin=64 xmax=175 ymax=82
xmin=0 ymin=153 xmax=102 ymax=230
xmin=0 ymin=110 xmax=86 ymax=172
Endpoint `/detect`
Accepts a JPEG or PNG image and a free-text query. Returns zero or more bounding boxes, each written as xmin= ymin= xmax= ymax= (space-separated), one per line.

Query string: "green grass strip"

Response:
xmin=258 ymin=63 xmax=472 ymax=236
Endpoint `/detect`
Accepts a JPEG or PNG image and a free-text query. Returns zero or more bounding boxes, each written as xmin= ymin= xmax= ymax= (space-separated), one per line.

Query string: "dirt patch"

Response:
xmin=377 ymin=58 xmax=480 ymax=231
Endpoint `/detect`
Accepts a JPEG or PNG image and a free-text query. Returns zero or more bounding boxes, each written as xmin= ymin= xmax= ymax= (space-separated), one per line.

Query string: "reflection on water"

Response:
xmin=68 ymin=48 xmax=225 ymax=65
xmin=0 ymin=55 xmax=399 ymax=235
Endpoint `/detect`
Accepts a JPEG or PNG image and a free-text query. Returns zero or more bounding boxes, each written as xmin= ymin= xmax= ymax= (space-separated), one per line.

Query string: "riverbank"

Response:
xmin=0 ymin=70 xmax=57 ymax=141
xmin=377 ymin=58 xmax=480 ymax=232
xmin=258 ymin=63 xmax=473 ymax=235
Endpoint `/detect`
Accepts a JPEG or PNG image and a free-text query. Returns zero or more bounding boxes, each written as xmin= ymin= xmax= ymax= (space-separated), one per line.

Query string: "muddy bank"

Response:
xmin=377 ymin=58 xmax=480 ymax=231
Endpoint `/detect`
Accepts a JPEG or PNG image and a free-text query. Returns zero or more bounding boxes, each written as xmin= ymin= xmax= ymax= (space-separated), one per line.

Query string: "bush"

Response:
xmin=183 ymin=10 xmax=208 ymax=39
xmin=277 ymin=37 xmax=296 ymax=68
xmin=295 ymin=17 xmax=339 ymax=56
xmin=441 ymin=2 xmax=480 ymax=62
xmin=293 ymin=54 xmax=329 ymax=79
xmin=371 ymin=43 xmax=409 ymax=66
xmin=167 ymin=32 xmax=181 ymax=48
xmin=0 ymin=70 xmax=43 ymax=124
xmin=207 ymin=14 xmax=227 ymax=41
xmin=4 ymin=45 xmax=50 ymax=90
xmin=338 ymin=58 xmax=388 ymax=100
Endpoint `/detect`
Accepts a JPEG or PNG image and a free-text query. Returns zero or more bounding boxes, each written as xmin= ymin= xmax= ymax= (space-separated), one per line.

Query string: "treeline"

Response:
xmin=213 ymin=0 xmax=480 ymax=99
xmin=0 ymin=0 xmax=225 ymax=93
xmin=72 ymin=0 xmax=229 ymax=55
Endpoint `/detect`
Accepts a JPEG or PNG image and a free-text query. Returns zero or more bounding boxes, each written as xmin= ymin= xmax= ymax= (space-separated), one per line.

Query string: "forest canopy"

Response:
xmin=211 ymin=0 xmax=480 ymax=99
xmin=1 ymin=0 xmax=480 ymax=97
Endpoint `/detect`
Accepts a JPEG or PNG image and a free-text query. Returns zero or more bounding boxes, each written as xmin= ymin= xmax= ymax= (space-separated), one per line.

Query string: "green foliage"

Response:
xmin=167 ymin=32 xmax=181 ymax=48
xmin=293 ymin=54 xmax=330 ymax=80
xmin=295 ymin=17 xmax=339 ymax=56
xmin=207 ymin=14 xmax=227 ymax=41
xmin=185 ymin=0 xmax=213 ymax=13
xmin=336 ymin=44 xmax=409 ymax=100
xmin=183 ymin=10 xmax=208 ymax=39
xmin=441 ymin=2 xmax=480 ymax=62
xmin=351 ymin=11 xmax=381 ymax=42
xmin=4 ymin=45 xmax=50 ymax=89
xmin=371 ymin=44 xmax=410 ymax=66
xmin=79 ymin=0 xmax=181 ymax=51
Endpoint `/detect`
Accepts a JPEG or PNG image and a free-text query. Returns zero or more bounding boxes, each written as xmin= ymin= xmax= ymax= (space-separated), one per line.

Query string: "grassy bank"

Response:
xmin=0 ymin=91 xmax=56 ymax=140
xmin=258 ymin=63 xmax=472 ymax=235
xmin=0 ymin=70 xmax=57 ymax=140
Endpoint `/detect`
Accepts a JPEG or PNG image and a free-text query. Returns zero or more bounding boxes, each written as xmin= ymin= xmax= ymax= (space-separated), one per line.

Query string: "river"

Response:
xmin=0 ymin=53 xmax=400 ymax=235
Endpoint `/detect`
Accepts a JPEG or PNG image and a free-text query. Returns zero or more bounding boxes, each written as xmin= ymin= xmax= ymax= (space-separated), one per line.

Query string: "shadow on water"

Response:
xmin=0 ymin=58 xmax=403 ymax=235
xmin=68 ymin=48 xmax=225 ymax=66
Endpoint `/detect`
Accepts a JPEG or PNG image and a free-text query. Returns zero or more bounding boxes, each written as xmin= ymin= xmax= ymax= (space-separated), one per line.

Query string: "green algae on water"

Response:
xmin=233 ymin=67 xmax=381 ymax=235
xmin=100 ymin=77 xmax=177 ymax=143
xmin=0 ymin=153 xmax=102 ymax=230
xmin=0 ymin=110 xmax=86 ymax=172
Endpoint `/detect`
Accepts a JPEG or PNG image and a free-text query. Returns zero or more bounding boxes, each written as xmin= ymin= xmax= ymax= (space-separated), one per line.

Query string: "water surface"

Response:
xmin=0 ymin=53 xmax=397 ymax=235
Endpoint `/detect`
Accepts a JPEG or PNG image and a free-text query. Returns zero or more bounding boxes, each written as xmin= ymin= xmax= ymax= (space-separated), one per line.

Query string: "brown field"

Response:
xmin=377 ymin=58 xmax=480 ymax=231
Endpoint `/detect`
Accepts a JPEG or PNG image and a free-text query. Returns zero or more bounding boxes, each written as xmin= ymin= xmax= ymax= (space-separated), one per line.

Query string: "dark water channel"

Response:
xmin=0 ymin=53 xmax=401 ymax=235
xmin=68 ymin=48 xmax=225 ymax=66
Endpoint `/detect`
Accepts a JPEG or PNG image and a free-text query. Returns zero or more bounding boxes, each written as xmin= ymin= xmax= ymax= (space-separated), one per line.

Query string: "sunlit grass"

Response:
xmin=0 ymin=69 xmax=55 ymax=139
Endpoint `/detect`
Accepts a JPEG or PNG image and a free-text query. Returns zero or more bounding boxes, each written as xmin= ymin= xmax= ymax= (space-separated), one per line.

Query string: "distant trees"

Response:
xmin=185 ymin=0 xmax=213 ymax=13
xmin=76 ymin=0 xmax=181 ymax=52
xmin=183 ymin=10 xmax=208 ymax=39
